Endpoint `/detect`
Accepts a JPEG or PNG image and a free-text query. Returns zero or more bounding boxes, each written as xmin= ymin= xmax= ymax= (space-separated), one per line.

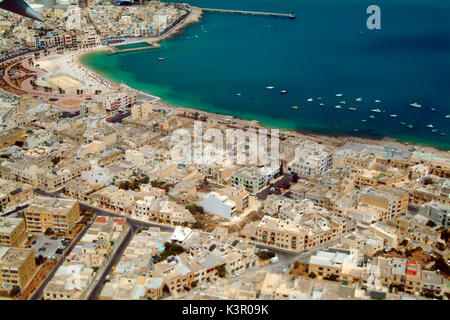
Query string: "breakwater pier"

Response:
xmin=201 ymin=8 xmax=295 ymax=19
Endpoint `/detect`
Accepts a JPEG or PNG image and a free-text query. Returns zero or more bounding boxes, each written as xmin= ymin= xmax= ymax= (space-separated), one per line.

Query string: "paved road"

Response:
xmin=29 ymin=216 xmax=95 ymax=300
xmin=0 ymin=204 xmax=29 ymax=217
xmin=250 ymin=236 xmax=345 ymax=274
xmin=79 ymin=202 xmax=175 ymax=232
xmin=86 ymin=225 xmax=136 ymax=300
xmin=79 ymin=202 xmax=176 ymax=299
xmin=256 ymin=173 xmax=294 ymax=201
xmin=106 ymin=111 xmax=131 ymax=124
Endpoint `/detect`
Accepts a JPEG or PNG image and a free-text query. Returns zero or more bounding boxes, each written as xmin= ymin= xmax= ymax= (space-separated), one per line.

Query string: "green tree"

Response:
xmin=51 ymin=156 xmax=61 ymax=166
xmin=217 ymin=265 xmax=227 ymax=278
xmin=192 ymin=221 xmax=202 ymax=229
xmin=257 ymin=250 xmax=275 ymax=260
xmin=9 ymin=286 xmax=20 ymax=297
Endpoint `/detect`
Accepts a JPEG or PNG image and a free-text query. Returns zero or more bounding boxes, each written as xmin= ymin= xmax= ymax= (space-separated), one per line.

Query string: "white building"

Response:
xmin=199 ymin=192 xmax=236 ymax=220
xmin=171 ymin=226 xmax=193 ymax=243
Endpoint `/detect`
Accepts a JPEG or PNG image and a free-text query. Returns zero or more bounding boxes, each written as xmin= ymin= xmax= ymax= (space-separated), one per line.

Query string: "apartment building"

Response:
xmin=0 ymin=217 xmax=27 ymax=247
xmin=44 ymin=216 xmax=127 ymax=300
xmin=36 ymin=161 xmax=92 ymax=192
xmin=218 ymin=185 xmax=249 ymax=213
xmin=308 ymin=249 xmax=363 ymax=285
xmin=199 ymin=192 xmax=237 ymax=220
xmin=287 ymin=149 xmax=333 ymax=177
xmin=354 ymin=168 xmax=409 ymax=189
xmin=257 ymin=207 xmax=354 ymax=252
xmin=230 ymin=166 xmax=278 ymax=194
xmin=412 ymin=177 xmax=450 ymax=206
xmin=0 ymin=179 xmax=34 ymax=212
xmin=98 ymin=90 xmax=136 ymax=115
xmin=417 ymin=201 xmax=450 ymax=227
xmin=99 ymin=228 xmax=169 ymax=300
xmin=0 ymin=246 xmax=36 ymax=293
xmin=0 ymin=127 xmax=26 ymax=148
xmin=24 ymin=197 xmax=80 ymax=234
xmin=359 ymin=185 xmax=409 ymax=220
xmin=343 ymin=153 xmax=377 ymax=169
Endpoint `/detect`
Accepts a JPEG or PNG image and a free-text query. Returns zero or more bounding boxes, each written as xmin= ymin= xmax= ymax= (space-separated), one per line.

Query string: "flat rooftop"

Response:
xmin=27 ymin=196 xmax=77 ymax=213
xmin=0 ymin=217 xmax=24 ymax=234
xmin=0 ymin=247 xmax=33 ymax=268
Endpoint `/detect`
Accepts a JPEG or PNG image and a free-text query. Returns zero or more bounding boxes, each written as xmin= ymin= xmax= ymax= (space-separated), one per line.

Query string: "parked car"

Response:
xmin=32 ymin=240 xmax=37 ymax=245
xmin=51 ymin=236 xmax=58 ymax=240
xmin=38 ymin=247 xmax=46 ymax=252
xmin=270 ymin=256 xmax=279 ymax=264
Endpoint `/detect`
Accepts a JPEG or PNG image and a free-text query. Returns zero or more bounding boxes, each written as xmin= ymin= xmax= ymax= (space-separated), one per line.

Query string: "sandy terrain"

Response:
xmin=46 ymin=75 xmax=84 ymax=90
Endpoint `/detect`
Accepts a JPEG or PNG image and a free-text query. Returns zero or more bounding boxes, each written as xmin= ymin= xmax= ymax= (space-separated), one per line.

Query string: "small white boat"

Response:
xmin=407 ymin=124 xmax=413 ymax=129
xmin=340 ymin=101 xmax=346 ymax=104
xmin=390 ymin=114 xmax=398 ymax=118
xmin=432 ymin=129 xmax=438 ymax=133
xmin=371 ymin=109 xmax=382 ymax=113
xmin=158 ymin=57 xmax=165 ymax=61
xmin=280 ymin=90 xmax=287 ymax=94
xmin=307 ymin=98 xmax=313 ymax=102
xmin=374 ymin=99 xmax=381 ymax=103
xmin=354 ymin=129 xmax=359 ymax=132
xmin=426 ymin=124 xmax=434 ymax=128
xmin=336 ymin=93 xmax=343 ymax=97
xmin=355 ymin=97 xmax=363 ymax=102
xmin=291 ymin=106 xmax=298 ymax=110
xmin=334 ymin=105 xmax=342 ymax=109
xmin=317 ymin=97 xmax=322 ymax=100
xmin=265 ymin=86 xmax=274 ymax=89
xmin=445 ymin=114 xmax=450 ymax=119
xmin=369 ymin=115 xmax=375 ymax=119
xmin=319 ymin=103 xmax=324 ymax=106
xmin=430 ymin=108 xmax=437 ymax=112
xmin=440 ymin=133 xmax=446 ymax=136
xmin=400 ymin=122 xmax=406 ymax=125
xmin=410 ymin=102 xmax=422 ymax=108
xmin=236 ymin=93 xmax=242 ymax=96
xmin=361 ymin=119 xmax=367 ymax=122
xmin=348 ymin=107 xmax=357 ymax=111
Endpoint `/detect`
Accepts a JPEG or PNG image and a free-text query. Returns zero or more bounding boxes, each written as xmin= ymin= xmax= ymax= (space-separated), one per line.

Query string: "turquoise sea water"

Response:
xmin=80 ymin=0 xmax=450 ymax=149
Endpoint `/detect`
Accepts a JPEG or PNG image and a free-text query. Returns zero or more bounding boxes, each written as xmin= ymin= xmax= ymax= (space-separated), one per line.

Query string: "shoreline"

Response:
xmin=77 ymin=55 xmax=449 ymax=154
xmin=46 ymin=9 xmax=449 ymax=153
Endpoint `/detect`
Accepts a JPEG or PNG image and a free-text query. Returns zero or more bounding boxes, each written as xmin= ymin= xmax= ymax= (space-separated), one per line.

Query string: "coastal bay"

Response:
xmin=80 ymin=0 xmax=450 ymax=150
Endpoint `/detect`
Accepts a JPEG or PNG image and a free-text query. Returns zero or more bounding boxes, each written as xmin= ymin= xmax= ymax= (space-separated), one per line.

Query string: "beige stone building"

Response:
xmin=0 ymin=179 xmax=34 ymax=212
xmin=359 ymin=185 xmax=409 ymax=220
xmin=0 ymin=217 xmax=27 ymax=247
xmin=218 ymin=185 xmax=249 ymax=214
xmin=0 ymin=246 xmax=36 ymax=292
xmin=24 ymin=197 xmax=80 ymax=234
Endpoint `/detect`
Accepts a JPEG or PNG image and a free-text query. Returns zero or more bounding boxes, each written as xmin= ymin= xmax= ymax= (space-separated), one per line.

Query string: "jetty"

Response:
xmin=201 ymin=8 xmax=295 ymax=19
xmin=107 ymin=40 xmax=159 ymax=55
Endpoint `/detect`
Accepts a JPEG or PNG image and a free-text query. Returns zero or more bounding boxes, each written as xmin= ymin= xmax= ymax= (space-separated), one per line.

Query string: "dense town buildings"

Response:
xmin=0 ymin=1 xmax=447 ymax=302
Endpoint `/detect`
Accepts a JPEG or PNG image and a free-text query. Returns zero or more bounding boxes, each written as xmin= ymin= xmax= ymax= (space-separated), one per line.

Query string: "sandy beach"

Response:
xmin=28 ymin=7 xmax=449 ymax=155
xmin=37 ymin=47 xmax=118 ymax=94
